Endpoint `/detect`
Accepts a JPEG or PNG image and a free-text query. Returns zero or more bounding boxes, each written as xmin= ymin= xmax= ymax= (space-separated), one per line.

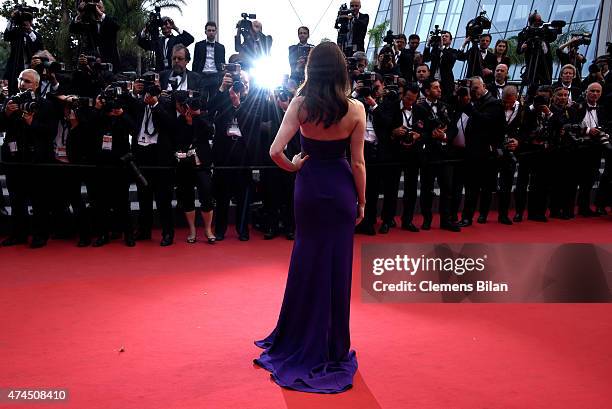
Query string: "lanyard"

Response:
xmin=402 ymin=109 xmax=412 ymax=126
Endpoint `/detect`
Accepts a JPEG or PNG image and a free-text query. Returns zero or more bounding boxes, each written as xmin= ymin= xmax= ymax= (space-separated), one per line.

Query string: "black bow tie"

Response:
xmin=207 ymin=42 xmax=215 ymax=47
xmin=587 ymin=105 xmax=597 ymax=111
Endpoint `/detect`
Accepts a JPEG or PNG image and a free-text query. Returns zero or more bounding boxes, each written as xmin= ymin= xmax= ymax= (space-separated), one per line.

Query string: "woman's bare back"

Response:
xmin=297 ymin=97 xmax=364 ymax=141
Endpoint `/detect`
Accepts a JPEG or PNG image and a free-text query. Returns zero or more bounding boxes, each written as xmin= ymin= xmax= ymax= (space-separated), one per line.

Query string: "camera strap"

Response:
xmin=402 ymin=110 xmax=412 ymax=127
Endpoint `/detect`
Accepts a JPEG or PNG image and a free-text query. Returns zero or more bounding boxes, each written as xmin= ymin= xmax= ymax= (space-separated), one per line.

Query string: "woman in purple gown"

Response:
xmin=253 ymin=42 xmax=366 ymax=393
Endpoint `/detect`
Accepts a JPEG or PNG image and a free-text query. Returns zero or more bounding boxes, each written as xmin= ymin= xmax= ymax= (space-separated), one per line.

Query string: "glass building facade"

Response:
xmin=367 ymin=0 xmax=604 ymax=80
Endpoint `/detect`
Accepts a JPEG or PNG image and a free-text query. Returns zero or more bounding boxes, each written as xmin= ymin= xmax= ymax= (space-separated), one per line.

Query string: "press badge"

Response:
xmin=102 ymin=134 xmax=113 ymax=151
xmin=227 ymin=118 xmax=242 ymax=139
xmin=8 ymin=141 xmax=18 ymax=153
xmin=55 ymin=146 xmax=67 ymax=158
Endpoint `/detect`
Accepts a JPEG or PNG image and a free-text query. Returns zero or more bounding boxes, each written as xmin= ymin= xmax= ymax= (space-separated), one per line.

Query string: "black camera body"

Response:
xmin=572 ymin=32 xmax=592 ymax=46
xmin=80 ymin=55 xmax=113 ymax=72
xmin=174 ymin=89 xmax=202 ymax=111
xmin=346 ymin=57 xmax=359 ymax=72
xmin=100 ymin=84 xmax=130 ymax=111
xmin=383 ymin=30 xmax=398 ymax=46
xmin=429 ymin=25 xmax=443 ymax=46
xmin=383 ymin=74 xmax=399 ymax=101
xmin=237 ymin=12 xmax=256 ymax=35
xmin=80 ymin=0 xmax=102 ymax=24
xmin=466 ymin=11 xmax=491 ymax=39
xmin=70 ymin=96 xmax=95 ymax=111
xmin=523 ymin=20 xmax=565 ymax=44
xmin=145 ymin=6 xmax=163 ymax=38
xmin=274 ymin=86 xmax=293 ymax=103
xmin=221 ymin=63 xmax=244 ymax=93
xmin=11 ymin=3 xmax=38 ymax=26
xmin=9 ymin=90 xmax=38 ymax=113
xmin=137 ymin=72 xmax=161 ymax=97
xmin=356 ymin=72 xmax=376 ymax=98
xmin=400 ymin=125 xmax=414 ymax=145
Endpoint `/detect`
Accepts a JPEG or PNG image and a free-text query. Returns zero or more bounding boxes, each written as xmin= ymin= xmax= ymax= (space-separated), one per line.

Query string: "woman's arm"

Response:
xmin=269 ymin=96 xmax=308 ymax=172
xmin=349 ymin=100 xmax=366 ymax=224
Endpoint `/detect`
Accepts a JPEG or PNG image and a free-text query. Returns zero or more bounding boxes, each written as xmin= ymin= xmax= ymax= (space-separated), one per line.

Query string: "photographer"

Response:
xmin=347 ymin=51 xmax=368 ymax=87
xmin=193 ymin=22 xmax=226 ymax=102
xmin=128 ymin=75 xmax=176 ymax=246
xmin=517 ymin=11 xmax=562 ymax=86
xmin=335 ymin=0 xmax=369 ymax=56
xmin=353 ymin=73 xmax=387 ymax=235
xmin=414 ymin=63 xmax=431 ymax=99
xmin=0 ymin=69 xmax=55 ymax=248
xmin=160 ymin=44 xmax=202 ymax=92
xmin=569 ymin=82 xmax=609 ymax=217
xmin=486 ymin=63 xmax=509 ymax=100
xmin=397 ymin=34 xmax=421 ymax=82
xmin=235 ymin=17 xmax=272 ymax=70
xmin=413 ymin=79 xmax=461 ymax=232
xmin=87 ymin=88 xmax=136 ymax=247
xmin=556 ymin=34 xmax=588 ymax=84
xmin=384 ymin=83 xmax=423 ymax=232
xmin=374 ymin=45 xmax=400 ymax=77
xmin=69 ymin=0 xmax=120 ymax=71
xmin=288 ymin=27 xmax=314 ymax=85
xmin=137 ymin=13 xmax=194 ymax=72
xmin=423 ymin=30 xmax=459 ymax=100
xmin=170 ymin=90 xmax=216 ymax=244
xmin=552 ymin=64 xmax=582 ymax=104
xmin=30 ymin=51 xmax=63 ymax=98
xmin=259 ymin=82 xmax=300 ymax=240
xmin=514 ymin=88 xmax=554 ymax=222
xmin=457 ymin=77 xmax=505 ymax=226
xmin=209 ymin=69 xmax=260 ymax=241
xmin=458 ymin=33 xmax=496 ymax=81
xmin=3 ymin=5 xmax=43 ymax=95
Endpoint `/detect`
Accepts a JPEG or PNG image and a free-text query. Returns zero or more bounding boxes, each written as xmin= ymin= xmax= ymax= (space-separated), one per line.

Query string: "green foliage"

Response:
xmin=367 ymin=20 xmax=389 ymax=60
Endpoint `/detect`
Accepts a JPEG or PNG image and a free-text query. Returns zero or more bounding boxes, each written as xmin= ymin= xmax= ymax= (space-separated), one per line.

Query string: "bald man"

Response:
xmin=486 ymin=64 xmax=509 ymax=99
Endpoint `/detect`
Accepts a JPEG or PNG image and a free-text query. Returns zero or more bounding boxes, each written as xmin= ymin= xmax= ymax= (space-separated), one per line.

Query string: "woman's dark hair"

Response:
xmin=297 ymin=42 xmax=350 ymax=128
xmin=495 ymin=39 xmax=509 ymax=56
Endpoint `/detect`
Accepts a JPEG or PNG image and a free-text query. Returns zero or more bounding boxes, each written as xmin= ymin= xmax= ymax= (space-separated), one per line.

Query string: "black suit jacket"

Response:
xmin=457 ymin=45 xmax=496 ymax=79
xmin=69 ymin=15 xmax=120 ymax=71
xmin=423 ymin=46 xmax=460 ymax=96
xmin=2 ymin=26 xmax=44 ymax=92
xmin=464 ymin=92 xmax=505 ymax=157
xmin=397 ymin=49 xmax=418 ymax=82
xmin=349 ymin=13 xmax=369 ymax=52
xmin=192 ymin=41 xmax=226 ymax=73
xmin=412 ymin=99 xmax=453 ymax=159
xmin=486 ymin=81 xmax=509 ymax=100
xmin=126 ymin=98 xmax=176 ymax=166
xmin=288 ymin=43 xmax=314 ymax=81
xmin=138 ymin=31 xmax=195 ymax=72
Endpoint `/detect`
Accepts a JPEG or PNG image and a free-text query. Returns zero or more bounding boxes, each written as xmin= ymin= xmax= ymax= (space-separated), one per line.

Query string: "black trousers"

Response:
xmin=134 ymin=147 xmax=175 ymax=237
xmin=260 ymin=166 xmax=296 ymax=233
xmin=450 ymin=148 xmax=466 ymax=221
xmin=200 ymin=73 xmax=221 ymax=104
xmin=213 ymin=168 xmax=252 ymax=237
xmin=515 ymin=148 xmax=550 ymax=218
xmin=176 ymin=165 xmax=214 ymax=213
xmin=595 ymin=149 xmax=611 ymax=208
xmin=382 ymin=151 xmax=420 ymax=225
xmin=4 ymin=165 xmax=50 ymax=239
xmin=461 ymin=155 xmax=498 ymax=221
xmin=49 ymin=161 xmax=90 ymax=239
xmin=89 ymin=166 xmax=132 ymax=237
xmin=362 ymin=142 xmax=383 ymax=226
xmin=420 ymin=156 xmax=454 ymax=225
xmin=569 ymin=145 xmax=602 ymax=213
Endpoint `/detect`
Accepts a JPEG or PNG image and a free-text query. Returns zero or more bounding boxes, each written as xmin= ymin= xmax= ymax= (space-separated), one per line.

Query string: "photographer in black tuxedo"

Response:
xmin=288 ymin=27 xmax=314 ymax=85
xmin=160 ymin=44 xmax=202 ymax=93
xmin=138 ymin=14 xmax=194 ymax=72
xmin=397 ymin=34 xmax=421 ymax=82
xmin=235 ymin=16 xmax=272 ymax=70
xmin=69 ymin=0 xmax=120 ymax=71
xmin=193 ymin=21 xmax=226 ymax=102
xmin=3 ymin=5 xmax=44 ymax=95
xmin=458 ymin=33 xmax=496 ymax=81
xmin=552 ymin=64 xmax=582 ymax=104
xmin=486 ymin=63 xmax=509 ymax=99
xmin=413 ymin=79 xmax=461 ymax=232
xmin=335 ymin=0 xmax=369 ymax=56
xmin=517 ymin=11 xmax=563 ymax=86
xmin=423 ymin=30 xmax=459 ymax=100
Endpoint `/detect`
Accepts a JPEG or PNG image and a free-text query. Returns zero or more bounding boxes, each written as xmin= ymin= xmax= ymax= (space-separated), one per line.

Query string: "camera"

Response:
xmin=379 ymin=45 xmax=395 ymax=66
xmin=429 ymin=25 xmax=442 ymax=46
xmin=355 ymin=72 xmax=376 ymax=98
xmin=496 ymin=136 xmax=518 ymax=163
xmin=33 ymin=57 xmax=66 ymax=75
xmin=9 ymin=90 xmax=38 ymax=113
xmin=69 ymin=96 xmax=95 ymax=110
xmin=572 ymin=32 xmax=592 ymax=46
xmin=79 ymin=0 xmax=102 ymax=24
xmin=174 ymin=90 xmax=202 ymax=111
xmin=383 ymin=30 xmax=398 ymax=46
xmin=236 ymin=12 xmax=256 ymax=35
xmin=80 ymin=55 xmax=113 ymax=72
xmin=596 ymin=128 xmax=612 ymax=151
xmin=145 ymin=6 xmax=163 ymax=37
xmin=383 ymin=74 xmax=399 ymax=100
xmin=346 ymin=57 xmax=359 ymax=72
xmin=100 ymin=85 xmax=129 ymax=111
xmin=523 ymin=19 xmax=565 ymax=43
xmin=136 ymin=72 xmax=161 ymax=96
xmin=274 ymin=86 xmax=293 ymax=103
xmin=465 ymin=11 xmax=491 ymax=39
xmin=400 ymin=125 xmax=414 ymax=145
xmin=221 ymin=63 xmax=244 ymax=93
xmin=10 ymin=3 xmax=38 ymax=26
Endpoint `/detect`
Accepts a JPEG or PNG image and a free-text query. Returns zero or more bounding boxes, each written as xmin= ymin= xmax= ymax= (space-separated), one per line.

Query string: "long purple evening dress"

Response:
xmin=254 ymin=134 xmax=358 ymax=393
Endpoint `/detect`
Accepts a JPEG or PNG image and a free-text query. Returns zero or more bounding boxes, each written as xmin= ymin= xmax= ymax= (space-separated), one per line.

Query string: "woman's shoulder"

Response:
xmin=347 ymin=97 xmax=366 ymax=112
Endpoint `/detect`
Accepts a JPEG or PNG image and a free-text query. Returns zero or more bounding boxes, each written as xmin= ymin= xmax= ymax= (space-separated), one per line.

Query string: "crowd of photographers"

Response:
xmin=0 ymin=0 xmax=611 ymax=248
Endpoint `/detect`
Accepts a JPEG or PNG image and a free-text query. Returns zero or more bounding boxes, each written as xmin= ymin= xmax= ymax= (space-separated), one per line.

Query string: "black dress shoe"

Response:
xmin=477 ymin=215 xmax=487 ymax=224
xmin=378 ymin=223 xmax=390 ymax=234
xmin=457 ymin=219 xmax=472 ymax=227
xmin=92 ymin=234 xmax=110 ymax=247
xmin=160 ymin=234 xmax=173 ymax=247
xmin=30 ymin=236 xmax=48 ymax=249
xmin=238 ymin=234 xmax=250 ymax=241
xmin=595 ymin=207 xmax=608 ymax=216
xmin=527 ymin=215 xmax=548 ymax=222
xmin=214 ymin=234 xmax=225 ymax=242
xmin=285 ymin=232 xmax=295 ymax=240
xmin=421 ymin=219 xmax=432 ymax=231
xmin=2 ymin=236 xmax=28 ymax=246
xmin=77 ymin=236 xmax=91 ymax=247
xmin=498 ymin=215 xmax=513 ymax=225
xmin=441 ymin=222 xmax=461 ymax=232
xmin=135 ymin=230 xmax=152 ymax=241
xmin=355 ymin=223 xmax=376 ymax=235
xmin=263 ymin=229 xmax=278 ymax=240
xmin=513 ymin=214 xmax=523 ymax=222
xmin=124 ymin=236 xmax=136 ymax=247
xmin=401 ymin=222 xmax=419 ymax=232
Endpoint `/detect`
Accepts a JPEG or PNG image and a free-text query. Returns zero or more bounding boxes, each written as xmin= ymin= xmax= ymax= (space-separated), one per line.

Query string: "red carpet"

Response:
xmin=1 ymin=214 xmax=611 ymax=408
